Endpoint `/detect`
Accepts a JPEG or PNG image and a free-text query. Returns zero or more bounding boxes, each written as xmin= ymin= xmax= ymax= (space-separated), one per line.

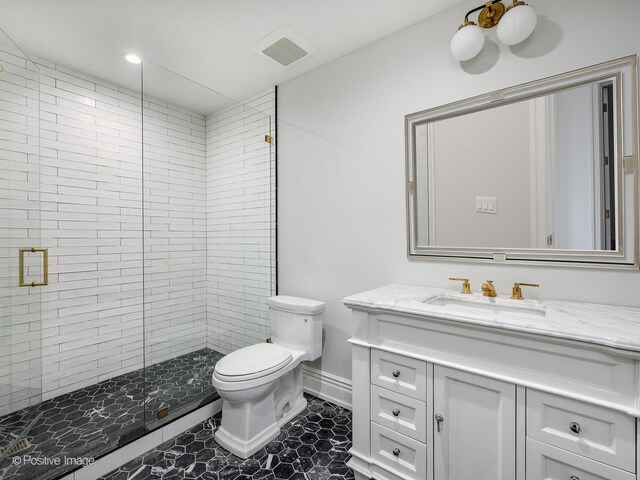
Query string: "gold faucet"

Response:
xmin=449 ymin=277 xmax=472 ymax=294
xmin=481 ymin=280 xmax=497 ymax=297
xmin=511 ymin=282 xmax=539 ymax=300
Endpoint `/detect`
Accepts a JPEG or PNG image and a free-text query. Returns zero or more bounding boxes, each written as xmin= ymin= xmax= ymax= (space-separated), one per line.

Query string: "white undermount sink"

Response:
xmin=421 ymin=294 xmax=546 ymax=320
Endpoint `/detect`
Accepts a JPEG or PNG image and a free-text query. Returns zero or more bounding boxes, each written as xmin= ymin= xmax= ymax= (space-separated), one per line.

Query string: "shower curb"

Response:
xmin=57 ymin=399 xmax=222 ymax=480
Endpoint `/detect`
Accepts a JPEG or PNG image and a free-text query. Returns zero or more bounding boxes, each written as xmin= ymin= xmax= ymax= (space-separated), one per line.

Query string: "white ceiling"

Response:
xmin=0 ymin=0 xmax=467 ymax=114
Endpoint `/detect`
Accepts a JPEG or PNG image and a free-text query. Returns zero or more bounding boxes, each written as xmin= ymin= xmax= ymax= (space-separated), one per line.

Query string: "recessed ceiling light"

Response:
xmin=125 ymin=53 xmax=141 ymax=64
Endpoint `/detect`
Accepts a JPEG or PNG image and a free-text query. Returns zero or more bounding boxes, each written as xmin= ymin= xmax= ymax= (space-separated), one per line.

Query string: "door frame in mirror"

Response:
xmin=405 ymin=56 xmax=639 ymax=269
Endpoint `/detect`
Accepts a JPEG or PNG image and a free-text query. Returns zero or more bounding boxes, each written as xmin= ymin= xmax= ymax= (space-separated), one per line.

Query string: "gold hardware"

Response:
xmin=265 ymin=135 xmax=273 ymax=144
xmin=481 ymin=280 xmax=497 ymax=297
xmin=458 ymin=18 xmax=476 ymax=30
xmin=511 ymin=282 xmax=539 ymax=300
xmin=157 ymin=404 xmax=169 ymax=419
xmin=477 ymin=1 xmax=506 ymax=28
xmin=266 ymin=337 xmax=272 ymax=344
xmin=505 ymin=0 xmax=526 ymax=13
xmin=449 ymin=277 xmax=472 ymax=294
xmin=19 ymin=247 xmax=48 ymax=287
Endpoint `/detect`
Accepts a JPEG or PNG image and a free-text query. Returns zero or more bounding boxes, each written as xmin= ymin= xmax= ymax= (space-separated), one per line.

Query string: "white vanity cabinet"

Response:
xmin=433 ymin=366 xmax=516 ymax=480
xmin=344 ymin=285 xmax=640 ymax=480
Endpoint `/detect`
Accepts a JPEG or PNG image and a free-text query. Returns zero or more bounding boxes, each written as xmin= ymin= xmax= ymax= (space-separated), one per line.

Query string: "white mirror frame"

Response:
xmin=406 ymin=56 xmax=639 ymax=268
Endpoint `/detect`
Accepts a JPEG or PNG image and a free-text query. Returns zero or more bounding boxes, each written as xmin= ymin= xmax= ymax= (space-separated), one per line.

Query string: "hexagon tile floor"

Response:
xmin=0 ymin=348 xmax=224 ymax=480
xmin=100 ymin=394 xmax=354 ymax=480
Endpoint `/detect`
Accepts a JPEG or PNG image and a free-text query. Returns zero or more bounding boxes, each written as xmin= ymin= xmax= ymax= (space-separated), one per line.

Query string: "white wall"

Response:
xmin=205 ymin=91 xmax=275 ymax=354
xmin=278 ymin=0 xmax=640 ymax=384
xmin=428 ymin=101 xmax=532 ymax=247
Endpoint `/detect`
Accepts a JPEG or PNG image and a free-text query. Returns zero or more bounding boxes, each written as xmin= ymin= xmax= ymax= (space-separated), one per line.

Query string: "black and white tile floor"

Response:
xmin=0 ymin=348 xmax=224 ymax=480
xmin=100 ymin=394 xmax=354 ymax=480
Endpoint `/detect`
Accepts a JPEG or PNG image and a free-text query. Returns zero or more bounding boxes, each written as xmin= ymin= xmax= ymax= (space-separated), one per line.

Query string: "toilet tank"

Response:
xmin=267 ymin=296 xmax=325 ymax=362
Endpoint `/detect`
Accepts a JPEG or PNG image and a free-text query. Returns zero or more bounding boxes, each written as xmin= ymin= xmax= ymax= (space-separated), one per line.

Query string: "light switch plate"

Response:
xmin=476 ymin=196 xmax=497 ymax=214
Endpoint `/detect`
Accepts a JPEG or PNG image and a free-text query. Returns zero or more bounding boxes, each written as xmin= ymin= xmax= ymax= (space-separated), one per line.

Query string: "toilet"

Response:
xmin=212 ymin=295 xmax=325 ymax=458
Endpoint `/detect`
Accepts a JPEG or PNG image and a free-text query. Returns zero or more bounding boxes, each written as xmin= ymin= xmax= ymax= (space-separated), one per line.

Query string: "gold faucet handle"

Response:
xmin=481 ymin=280 xmax=497 ymax=297
xmin=511 ymin=282 xmax=539 ymax=300
xmin=449 ymin=277 xmax=472 ymax=294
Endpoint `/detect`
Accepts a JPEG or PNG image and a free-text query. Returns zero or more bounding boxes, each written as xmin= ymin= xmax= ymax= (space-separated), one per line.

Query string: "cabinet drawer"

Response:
xmin=527 ymin=389 xmax=635 ymax=472
xmin=370 ymin=422 xmax=427 ymax=480
xmin=526 ymin=438 xmax=635 ymax=480
xmin=370 ymin=385 xmax=426 ymax=442
xmin=371 ymin=349 xmax=427 ymax=401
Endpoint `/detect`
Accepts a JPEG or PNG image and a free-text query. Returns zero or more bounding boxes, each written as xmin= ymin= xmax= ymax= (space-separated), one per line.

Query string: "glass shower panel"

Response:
xmin=141 ymin=61 xmax=274 ymax=425
xmin=0 ymin=31 xmax=41 ymax=458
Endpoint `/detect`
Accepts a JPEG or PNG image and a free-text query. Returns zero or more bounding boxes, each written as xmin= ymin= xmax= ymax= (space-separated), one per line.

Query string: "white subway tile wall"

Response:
xmin=37 ymin=57 xmax=146 ymax=399
xmin=206 ymin=91 xmax=276 ymax=353
xmin=142 ymin=95 xmax=208 ymax=365
xmin=0 ymin=50 xmax=275 ymax=407
xmin=0 ymin=46 xmax=42 ymax=415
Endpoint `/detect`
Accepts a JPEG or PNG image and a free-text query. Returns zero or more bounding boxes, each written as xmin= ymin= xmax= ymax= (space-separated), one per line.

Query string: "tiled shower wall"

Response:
xmin=205 ymin=91 xmax=276 ymax=354
xmin=142 ymin=95 xmax=207 ymax=366
xmin=35 ymin=58 xmax=207 ymax=400
xmin=0 ymin=47 xmax=42 ymax=415
xmin=1 ymin=51 xmax=275 ymax=406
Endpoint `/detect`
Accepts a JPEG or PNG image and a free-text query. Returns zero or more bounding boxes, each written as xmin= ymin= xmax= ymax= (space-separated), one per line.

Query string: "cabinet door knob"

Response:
xmin=570 ymin=476 xmax=580 ymax=480
xmin=392 ymin=370 xmax=401 ymax=378
xmin=392 ymin=448 xmax=400 ymax=457
xmin=569 ymin=422 xmax=582 ymax=434
xmin=392 ymin=408 xmax=400 ymax=417
xmin=435 ymin=413 xmax=444 ymax=432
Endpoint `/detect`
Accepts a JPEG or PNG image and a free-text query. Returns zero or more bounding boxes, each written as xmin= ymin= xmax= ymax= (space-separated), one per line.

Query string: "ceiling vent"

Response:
xmin=262 ymin=38 xmax=308 ymax=67
xmin=252 ymin=26 xmax=317 ymax=70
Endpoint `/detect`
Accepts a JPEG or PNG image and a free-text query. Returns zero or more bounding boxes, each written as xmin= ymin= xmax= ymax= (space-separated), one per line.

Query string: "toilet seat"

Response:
xmin=214 ymin=343 xmax=293 ymax=382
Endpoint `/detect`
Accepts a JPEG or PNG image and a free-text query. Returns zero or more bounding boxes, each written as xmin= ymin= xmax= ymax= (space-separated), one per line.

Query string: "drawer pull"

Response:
xmin=392 ymin=448 xmax=401 ymax=457
xmin=392 ymin=370 xmax=401 ymax=378
xmin=435 ymin=413 xmax=444 ymax=432
xmin=569 ymin=422 xmax=582 ymax=434
xmin=392 ymin=408 xmax=400 ymax=417
xmin=570 ymin=476 xmax=580 ymax=480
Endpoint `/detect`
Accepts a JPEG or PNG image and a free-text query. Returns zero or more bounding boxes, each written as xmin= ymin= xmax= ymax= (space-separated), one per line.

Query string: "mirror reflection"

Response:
xmin=414 ymin=80 xmax=618 ymax=251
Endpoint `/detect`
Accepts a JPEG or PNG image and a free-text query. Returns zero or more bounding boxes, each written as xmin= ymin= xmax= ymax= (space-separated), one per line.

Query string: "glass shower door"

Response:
xmin=141 ymin=61 xmax=275 ymax=426
xmin=0 ymin=30 xmax=42 ymax=459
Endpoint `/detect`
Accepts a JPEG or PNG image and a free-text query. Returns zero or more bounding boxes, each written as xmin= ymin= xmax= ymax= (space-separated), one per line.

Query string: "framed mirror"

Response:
xmin=405 ymin=56 xmax=639 ymax=268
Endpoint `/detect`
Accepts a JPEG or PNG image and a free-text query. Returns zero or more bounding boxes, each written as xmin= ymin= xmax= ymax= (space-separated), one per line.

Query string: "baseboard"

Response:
xmin=302 ymin=365 xmax=352 ymax=410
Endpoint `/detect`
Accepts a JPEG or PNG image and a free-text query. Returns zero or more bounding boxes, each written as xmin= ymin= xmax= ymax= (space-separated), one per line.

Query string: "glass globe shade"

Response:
xmin=496 ymin=3 xmax=537 ymax=46
xmin=450 ymin=23 xmax=486 ymax=61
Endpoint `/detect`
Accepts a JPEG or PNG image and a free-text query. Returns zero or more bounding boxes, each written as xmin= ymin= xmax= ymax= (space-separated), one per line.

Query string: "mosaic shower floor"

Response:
xmin=101 ymin=394 xmax=354 ymax=480
xmin=0 ymin=348 xmax=224 ymax=480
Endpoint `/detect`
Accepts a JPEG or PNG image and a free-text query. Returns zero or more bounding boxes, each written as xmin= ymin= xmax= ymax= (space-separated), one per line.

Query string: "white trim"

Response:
xmin=67 ymin=399 xmax=222 ymax=480
xmin=302 ymin=365 xmax=352 ymax=410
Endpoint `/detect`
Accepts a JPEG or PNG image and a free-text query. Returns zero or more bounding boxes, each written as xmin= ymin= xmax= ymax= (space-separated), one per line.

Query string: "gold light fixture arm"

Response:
xmin=460 ymin=0 xmax=530 ymax=29
xmin=19 ymin=247 xmax=48 ymax=287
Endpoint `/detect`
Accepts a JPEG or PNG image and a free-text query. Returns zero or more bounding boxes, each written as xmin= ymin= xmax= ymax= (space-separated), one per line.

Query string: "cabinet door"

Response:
xmin=434 ymin=366 xmax=516 ymax=480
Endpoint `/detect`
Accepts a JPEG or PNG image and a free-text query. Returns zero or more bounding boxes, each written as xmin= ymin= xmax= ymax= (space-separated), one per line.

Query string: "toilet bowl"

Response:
xmin=212 ymin=295 xmax=325 ymax=459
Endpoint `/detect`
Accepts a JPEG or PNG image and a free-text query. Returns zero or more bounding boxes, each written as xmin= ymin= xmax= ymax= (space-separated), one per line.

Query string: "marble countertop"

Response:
xmin=343 ymin=284 xmax=640 ymax=353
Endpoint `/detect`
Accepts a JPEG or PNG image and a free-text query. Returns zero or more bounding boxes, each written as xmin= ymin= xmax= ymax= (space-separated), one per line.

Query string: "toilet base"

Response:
xmin=214 ymin=366 xmax=307 ymax=459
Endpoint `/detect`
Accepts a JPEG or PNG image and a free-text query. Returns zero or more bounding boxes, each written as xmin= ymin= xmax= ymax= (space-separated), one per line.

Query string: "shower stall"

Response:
xmin=0 ymin=29 xmax=275 ymax=480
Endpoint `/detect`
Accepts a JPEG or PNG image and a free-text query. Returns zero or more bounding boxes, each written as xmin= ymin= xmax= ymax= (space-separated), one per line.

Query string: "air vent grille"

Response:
xmin=262 ymin=38 xmax=308 ymax=67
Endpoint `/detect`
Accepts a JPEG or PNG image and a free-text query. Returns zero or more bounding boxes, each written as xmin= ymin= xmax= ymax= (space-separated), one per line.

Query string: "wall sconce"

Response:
xmin=450 ymin=1 xmax=537 ymax=61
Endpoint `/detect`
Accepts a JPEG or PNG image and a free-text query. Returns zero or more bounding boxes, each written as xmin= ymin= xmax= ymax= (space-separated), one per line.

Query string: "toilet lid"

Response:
xmin=214 ymin=343 xmax=293 ymax=381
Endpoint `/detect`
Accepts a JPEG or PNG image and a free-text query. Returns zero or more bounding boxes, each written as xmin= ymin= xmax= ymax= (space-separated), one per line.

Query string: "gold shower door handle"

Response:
xmin=19 ymin=247 xmax=48 ymax=287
